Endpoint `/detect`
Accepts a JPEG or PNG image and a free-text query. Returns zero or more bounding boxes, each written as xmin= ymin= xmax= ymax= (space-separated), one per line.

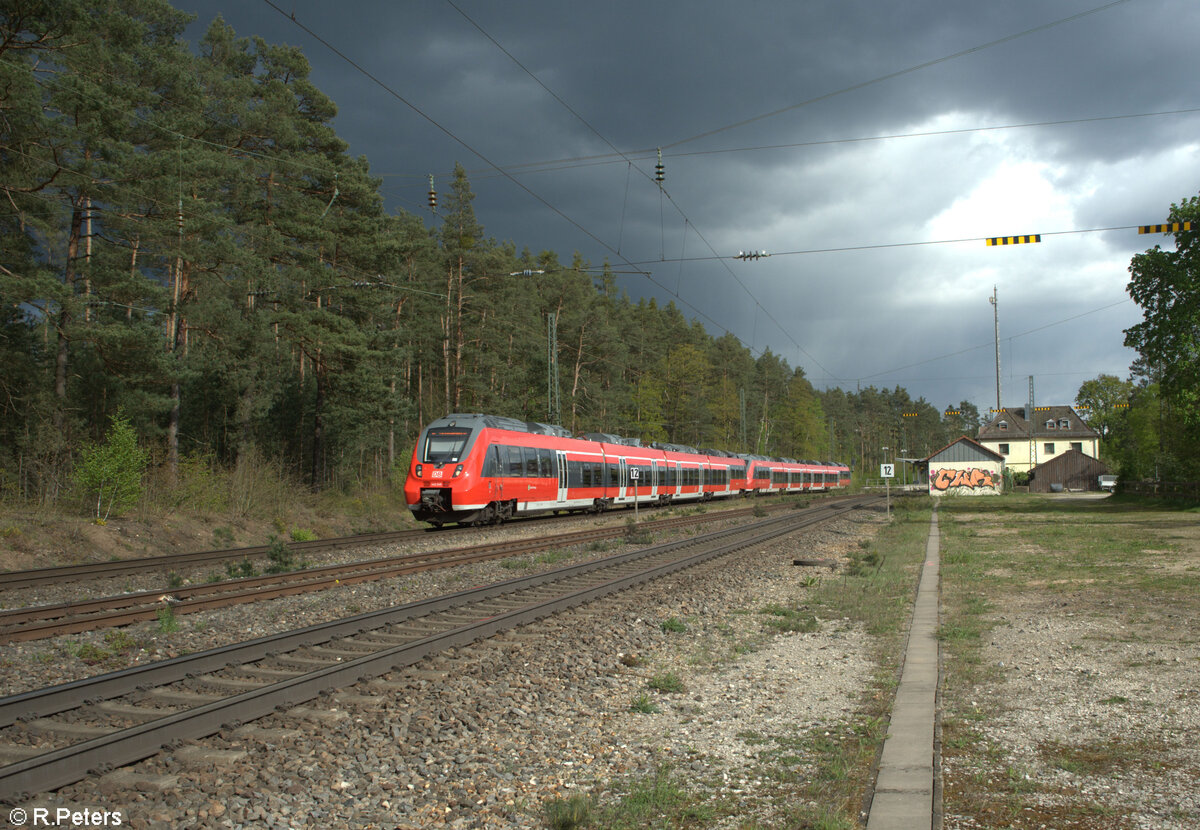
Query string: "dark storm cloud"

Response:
xmin=172 ymin=0 xmax=1200 ymax=413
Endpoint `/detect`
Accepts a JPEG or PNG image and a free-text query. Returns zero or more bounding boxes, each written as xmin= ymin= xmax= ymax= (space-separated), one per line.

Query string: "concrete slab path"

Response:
xmin=866 ymin=508 xmax=941 ymax=830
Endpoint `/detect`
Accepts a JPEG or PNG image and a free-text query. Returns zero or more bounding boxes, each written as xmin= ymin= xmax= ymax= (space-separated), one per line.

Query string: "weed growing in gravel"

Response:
xmin=646 ymin=671 xmax=684 ymax=693
xmin=65 ymin=629 xmax=143 ymax=665
xmin=659 ymin=616 xmax=686 ymax=633
xmin=759 ymin=603 xmax=820 ymax=633
xmin=590 ymin=765 xmax=719 ymax=828
xmin=156 ymin=606 xmax=179 ymax=633
xmin=264 ymin=534 xmax=306 ymax=573
xmin=624 ymin=517 xmax=652 ymax=545
xmin=533 ymin=550 xmax=570 ymax=566
xmin=629 ymin=692 xmax=660 ymax=714
xmin=225 ymin=558 xmax=255 ymax=578
xmin=542 ymin=793 xmax=592 ymax=829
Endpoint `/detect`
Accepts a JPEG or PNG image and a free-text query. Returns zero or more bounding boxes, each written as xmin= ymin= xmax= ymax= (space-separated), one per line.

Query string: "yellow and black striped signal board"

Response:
xmin=986 ymin=234 xmax=1041 ymax=246
xmin=1138 ymin=222 xmax=1193 ymax=234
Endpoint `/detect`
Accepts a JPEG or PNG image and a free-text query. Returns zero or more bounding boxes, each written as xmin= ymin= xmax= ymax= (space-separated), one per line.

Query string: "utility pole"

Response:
xmin=989 ymin=286 xmax=1001 ymax=412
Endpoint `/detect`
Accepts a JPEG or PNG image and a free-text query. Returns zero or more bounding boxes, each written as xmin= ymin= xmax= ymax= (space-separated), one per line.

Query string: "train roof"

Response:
xmin=432 ymin=413 xmax=572 ymax=438
xmin=581 ymin=432 xmax=644 ymax=447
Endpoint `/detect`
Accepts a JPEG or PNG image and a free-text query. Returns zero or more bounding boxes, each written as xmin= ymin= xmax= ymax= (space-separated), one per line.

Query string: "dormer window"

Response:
xmin=1059 ymin=419 xmax=1070 ymax=429
xmin=1045 ymin=420 xmax=1056 ymax=430
xmin=998 ymin=420 xmax=1008 ymax=430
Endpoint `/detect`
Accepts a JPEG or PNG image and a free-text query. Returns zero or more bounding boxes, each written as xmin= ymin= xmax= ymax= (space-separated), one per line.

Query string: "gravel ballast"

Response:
xmin=4 ymin=506 xmax=888 ymax=828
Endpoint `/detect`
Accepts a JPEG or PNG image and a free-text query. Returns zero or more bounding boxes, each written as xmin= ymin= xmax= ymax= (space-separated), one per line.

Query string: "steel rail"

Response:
xmin=0 ymin=498 xmax=875 ymax=802
xmin=0 ymin=495 xmax=834 ymax=591
xmin=0 ymin=499 xmax=840 ymax=642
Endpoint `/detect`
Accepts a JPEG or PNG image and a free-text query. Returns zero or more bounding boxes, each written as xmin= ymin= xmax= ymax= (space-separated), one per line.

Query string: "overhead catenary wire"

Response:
xmin=660 ymin=0 xmax=1138 ymax=150
xmin=260 ymin=0 xmax=824 ymax=375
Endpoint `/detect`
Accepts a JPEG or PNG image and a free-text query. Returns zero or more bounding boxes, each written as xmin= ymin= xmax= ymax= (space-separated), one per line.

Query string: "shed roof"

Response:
xmin=1027 ymin=449 xmax=1111 ymax=493
xmin=924 ymin=435 xmax=1005 ymax=464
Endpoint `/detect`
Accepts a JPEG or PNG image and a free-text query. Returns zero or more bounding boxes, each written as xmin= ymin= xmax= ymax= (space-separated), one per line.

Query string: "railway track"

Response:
xmin=0 ymin=497 xmax=800 ymax=592
xmin=0 ymin=499 xmax=831 ymax=643
xmin=0 ymin=496 xmax=875 ymax=804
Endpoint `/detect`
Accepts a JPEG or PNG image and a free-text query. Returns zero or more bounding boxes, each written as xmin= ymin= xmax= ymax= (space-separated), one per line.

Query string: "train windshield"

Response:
xmin=422 ymin=427 xmax=473 ymax=464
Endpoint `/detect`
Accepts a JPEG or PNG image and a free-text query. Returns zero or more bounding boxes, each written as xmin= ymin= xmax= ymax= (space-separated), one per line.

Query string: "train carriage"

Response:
xmin=405 ymin=413 xmax=850 ymax=527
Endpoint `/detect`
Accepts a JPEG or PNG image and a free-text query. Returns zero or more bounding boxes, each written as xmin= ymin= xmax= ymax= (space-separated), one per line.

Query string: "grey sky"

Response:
xmin=171 ymin=0 xmax=1200 ymax=415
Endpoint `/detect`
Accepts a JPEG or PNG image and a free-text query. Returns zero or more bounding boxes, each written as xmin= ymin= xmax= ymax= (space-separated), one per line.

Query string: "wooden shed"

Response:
xmin=1028 ymin=449 xmax=1110 ymax=493
xmin=923 ymin=436 xmax=1004 ymax=496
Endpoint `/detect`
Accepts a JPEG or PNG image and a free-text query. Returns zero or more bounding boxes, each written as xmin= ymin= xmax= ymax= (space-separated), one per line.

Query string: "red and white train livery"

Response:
xmin=404 ymin=414 xmax=850 ymax=526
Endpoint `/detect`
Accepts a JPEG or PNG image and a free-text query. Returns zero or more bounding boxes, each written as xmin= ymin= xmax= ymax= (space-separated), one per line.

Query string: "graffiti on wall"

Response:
xmin=931 ymin=467 xmax=998 ymax=492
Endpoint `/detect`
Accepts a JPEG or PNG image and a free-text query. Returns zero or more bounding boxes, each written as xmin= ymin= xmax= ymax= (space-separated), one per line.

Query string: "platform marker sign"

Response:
xmin=986 ymin=234 xmax=1041 ymax=246
xmin=1138 ymin=222 xmax=1193 ymax=234
xmin=881 ymin=463 xmax=895 ymax=478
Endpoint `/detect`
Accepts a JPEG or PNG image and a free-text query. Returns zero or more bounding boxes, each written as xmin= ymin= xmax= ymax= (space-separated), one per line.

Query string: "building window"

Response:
xmin=1071 ymin=442 xmax=1082 ymax=453
xmin=1044 ymin=442 xmax=1055 ymax=454
xmin=998 ymin=443 xmax=1009 ymax=455
xmin=1045 ymin=420 xmax=1056 ymax=430
xmin=1059 ymin=419 xmax=1070 ymax=429
xmin=998 ymin=420 xmax=1008 ymax=430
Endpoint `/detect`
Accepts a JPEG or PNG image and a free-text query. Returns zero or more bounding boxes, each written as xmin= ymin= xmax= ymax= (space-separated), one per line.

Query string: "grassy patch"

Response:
xmin=659 ymin=616 xmax=687 ymax=633
xmin=542 ymin=793 xmax=593 ymax=829
xmin=646 ymin=672 xmax=685 ymax=693
xmin=938 ymin=494 xmax=1199 ymax=828
xmin=759 ymin=602 xmax=820 ymax=633
xmin=588 ymin=766 xmax=721 ymax=829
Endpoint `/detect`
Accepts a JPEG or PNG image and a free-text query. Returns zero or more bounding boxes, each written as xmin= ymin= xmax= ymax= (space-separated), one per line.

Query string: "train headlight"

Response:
xmin=453 ymin=464 xmax=463 ymax=478
xmin=415 ymin=464 xmax=423 ymax=477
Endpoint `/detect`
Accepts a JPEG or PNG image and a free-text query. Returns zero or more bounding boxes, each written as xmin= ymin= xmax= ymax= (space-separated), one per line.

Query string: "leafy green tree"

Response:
xmin=1124 ymin=197 xmax=1200 ymax=428
xmin=74 ymin=410 xmax=150 ymax=520
xmin=1075 ymin=374 xmax=1133 ymax=443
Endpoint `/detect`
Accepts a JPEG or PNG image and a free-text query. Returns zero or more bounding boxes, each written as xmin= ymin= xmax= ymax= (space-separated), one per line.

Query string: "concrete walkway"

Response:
xmin=866 ymin=509 xmax=940 ymax=830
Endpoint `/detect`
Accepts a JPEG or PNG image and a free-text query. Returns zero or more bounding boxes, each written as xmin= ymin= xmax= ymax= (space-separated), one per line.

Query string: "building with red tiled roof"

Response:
xmin=976 ymin=406 xmax=1098 ymax=474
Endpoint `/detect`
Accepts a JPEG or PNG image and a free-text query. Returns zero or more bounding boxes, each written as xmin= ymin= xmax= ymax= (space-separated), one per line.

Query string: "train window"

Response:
xmin=523 ymin=447 xmax=539 ymax=477
xmin=422 ymin=428 xmax=472 ymax=463
xmin=482 ymin=445 xmax=500 ymax=477
xmin=506 ymin=445 xmax=524 ymax=477
xmin=538 ymin=448 xmax=554 ymax=477
xmin=608 ymin=464 xmax=619 ymax=486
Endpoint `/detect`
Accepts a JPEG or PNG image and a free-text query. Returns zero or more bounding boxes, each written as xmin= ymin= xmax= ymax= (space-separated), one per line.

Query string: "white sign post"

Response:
xmin=630 ymin=466 xmax=640 ymax=522
xmin=881 ymin=463 xmax=895 ymax=517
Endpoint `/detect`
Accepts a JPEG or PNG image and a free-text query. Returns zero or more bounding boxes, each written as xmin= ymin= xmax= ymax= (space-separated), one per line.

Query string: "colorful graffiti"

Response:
xmin=931 ymin=467 xmax=998 ymax=492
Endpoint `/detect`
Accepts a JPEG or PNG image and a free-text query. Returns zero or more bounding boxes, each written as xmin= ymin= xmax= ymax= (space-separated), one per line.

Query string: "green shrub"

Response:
xmin=73 ymin=409 xmax=149 ymax=521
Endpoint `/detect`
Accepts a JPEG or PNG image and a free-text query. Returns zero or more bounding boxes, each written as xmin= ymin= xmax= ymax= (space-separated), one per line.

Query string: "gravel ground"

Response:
xmin=943 ymin=597 xmax=1200 ymax=830
xmin=4 ymin=504 xmax=888 ymax=828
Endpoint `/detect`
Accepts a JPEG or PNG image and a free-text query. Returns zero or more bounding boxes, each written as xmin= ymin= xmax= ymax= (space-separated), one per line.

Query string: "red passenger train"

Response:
xmin=404 ymin=414 xmax=851 ymax=527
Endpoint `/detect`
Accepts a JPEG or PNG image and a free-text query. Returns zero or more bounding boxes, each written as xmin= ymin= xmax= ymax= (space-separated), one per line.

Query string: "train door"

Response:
xmin=556 ymin=450 xmax=568 ymax=503
xmin=650 ymin=460 xmax=658 ymax=499
xmin=618 ymin=458 xmax=628 ymax=500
